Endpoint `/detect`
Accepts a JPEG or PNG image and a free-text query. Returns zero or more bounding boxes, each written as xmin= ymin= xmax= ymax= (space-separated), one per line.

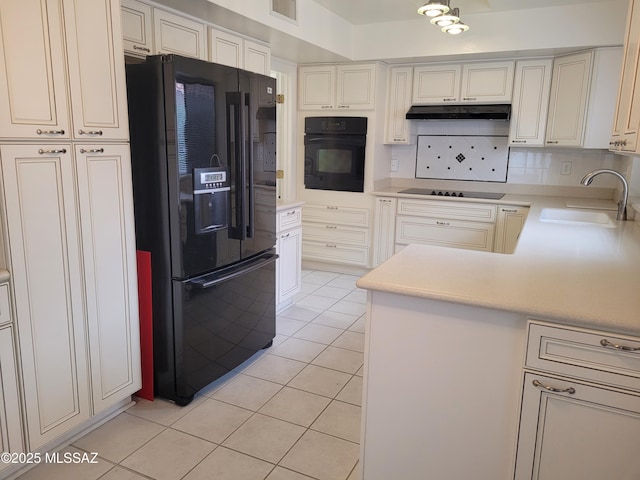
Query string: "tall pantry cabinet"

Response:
xmin=0 ymin=0 xmax=141 ymax=454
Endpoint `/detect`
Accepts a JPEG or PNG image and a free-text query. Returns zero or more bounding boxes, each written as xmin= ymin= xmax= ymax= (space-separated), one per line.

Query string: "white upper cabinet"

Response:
xmin=121 ymin=0 xmax=153 ymax=56
xmin=0 ymin=0 xmax=70 ymax=139
xmin=610 ymin=0 xmax=640 ymax=153
xmin=412 ymin=61 xmax=514 ymax=104
xmin=0 ymin=0 xmax=129 ymax=141
xmin=299 ymin=64 xmax=377 ymax=110
xmin=64 ymin=0 xmax=130 ymax=141
xmin=508 ymin=59 xmax=553 ymax=146
xmin=546 ymin=48 xmax=622 ymax=148
xmin=384 ymin=66 xmax=413 ymax=144
xmin=153 ymin=8 xmax=207 ymax=60
xmin=460 ymin=61 xmax=514 ymax=103
xmin=209 ymin=28 xmax=271 ymax=75
xmin=412 ymin=64 xmax=461 ymax=104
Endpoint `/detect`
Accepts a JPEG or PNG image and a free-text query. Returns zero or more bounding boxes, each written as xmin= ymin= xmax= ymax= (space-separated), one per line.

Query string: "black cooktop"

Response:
xmin=399 ymin=188 xmax=505 ymax=200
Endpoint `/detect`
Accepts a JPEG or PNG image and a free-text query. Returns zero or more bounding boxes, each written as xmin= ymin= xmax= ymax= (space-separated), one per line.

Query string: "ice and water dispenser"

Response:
xmin=193 ymin=167 xmax=230 ymax=234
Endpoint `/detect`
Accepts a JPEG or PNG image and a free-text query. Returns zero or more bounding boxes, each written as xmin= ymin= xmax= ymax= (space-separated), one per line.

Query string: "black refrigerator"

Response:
xmin=126 ymin=54 xmax=277 ymax=406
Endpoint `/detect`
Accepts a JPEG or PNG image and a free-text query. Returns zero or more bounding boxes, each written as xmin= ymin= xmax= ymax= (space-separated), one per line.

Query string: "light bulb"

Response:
xmin=442 ymin=22 xmax=469 ymax=34
xmin=430 ymin=8 xmax=460 ymax=27
xmin=417 ymin=1 xmax=450 ymax=17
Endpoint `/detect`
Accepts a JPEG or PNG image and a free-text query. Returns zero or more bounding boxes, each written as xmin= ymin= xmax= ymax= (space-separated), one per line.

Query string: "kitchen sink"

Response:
xmin=539 ymin=208 xmax=616 ymax=228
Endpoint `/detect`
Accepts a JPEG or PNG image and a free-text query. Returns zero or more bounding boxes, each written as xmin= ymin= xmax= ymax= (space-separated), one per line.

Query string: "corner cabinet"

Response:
xmin=610 ymin=0 xmax=640 ymax=154
xmin=494 ymin=205 xmax=529 ymax=254
xmin=508 ymin=59 xmax=553 ymax=147
xmin=298 ymin=64 xmax=377 ymax=110
xmin=372 ymin=197 xmax=397 ymax=266
xmin=515 ymin=321 xmax=640 ymax=480
xmin=546 ymin=48 xmax=622 ymax=148
xmin=0 ymin=0 xmax=130 ymax=141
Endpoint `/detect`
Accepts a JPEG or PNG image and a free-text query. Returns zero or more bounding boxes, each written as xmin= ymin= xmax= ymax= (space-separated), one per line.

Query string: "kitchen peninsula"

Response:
xmin=356 ymin=194 xmax=640 ymax=480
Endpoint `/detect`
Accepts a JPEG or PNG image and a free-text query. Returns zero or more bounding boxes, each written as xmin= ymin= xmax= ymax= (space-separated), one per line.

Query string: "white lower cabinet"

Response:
xmin=494 ymin=205 xmax=529 ymax=254
xmin=276 ymin=206 xmax=303 ymax=311
xmin=514 ymin=320 xmax=640 ymax=480
xmin=372 ymin=198 xmax=397 ymax=266
xmin=302 ymin=204 xmax=370 ymax=267
xmin=0 ymin=144 xmax=140 ymax=450
xmin=0 ymin=325 xmax=24 ymax=469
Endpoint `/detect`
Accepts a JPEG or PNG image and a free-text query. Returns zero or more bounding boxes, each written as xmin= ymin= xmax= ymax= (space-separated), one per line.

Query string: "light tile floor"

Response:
xmin=17 ymin=269 xmax=365 ymax=480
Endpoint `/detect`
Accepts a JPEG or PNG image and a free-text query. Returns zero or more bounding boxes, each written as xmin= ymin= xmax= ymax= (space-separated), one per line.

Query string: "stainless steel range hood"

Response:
xmin=406 ymin=104 xmax=511 ymax=120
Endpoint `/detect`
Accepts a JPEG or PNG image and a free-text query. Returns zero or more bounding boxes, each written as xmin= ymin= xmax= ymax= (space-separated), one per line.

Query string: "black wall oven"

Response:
xmin=304 ymin=116 xmax=367 ymax=192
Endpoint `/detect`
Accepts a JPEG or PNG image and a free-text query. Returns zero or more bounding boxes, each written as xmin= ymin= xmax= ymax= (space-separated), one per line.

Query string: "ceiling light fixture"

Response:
xmin=417 ymin=0 xmax=450 ymax=17
xmin=442 ymin=20 xmax=469 ymax=35
xmin=430 ymin=7 xmax=460 ymax=27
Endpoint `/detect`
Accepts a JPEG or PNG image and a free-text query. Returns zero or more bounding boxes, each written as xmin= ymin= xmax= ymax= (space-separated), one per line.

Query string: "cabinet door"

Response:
xmin=412 ymin=64 xmax=461 ymax=104
xmin=244 ymin=40 xmax=271 ymax=75
xmin=75 ymin=145 xmax=141 ymax=414
xmin=372 ymin=198 xmax=397 ymax=266
xmin=460 ymin=61 xmax=514 ymax=103
xmin=494 ymin=206 xmax=528 ymax=254
xmin=336 ymin=64 xmax=376 ymax=110
xmin=209 ymin=27 xmax=243 ymax=68
xmin=0 ymin=326 xmax=24 ymax=463
xmin=0 ymin=0 xmax=70 ymax=139
xmin=515 ymin=373 xmax=640 ymax=480
xmin=545 ymin=51 xmax=593 ymax=147
xmin=298 ymin=65 xmax=335 ymax=110
xmin=277 ymin=227 xmax=302 ymax=306
xmin=1 ymin=144 xmax=90 ymax=450
xmin=64 ymin=0 xmax=130 ymax=141
xmin=384 ymin=66 xmax=413 ymax=144
xmin=508 ymin=59 xmax=552 ymax=146
xmin=611 ymin=0 xmax=640 ymax=153
xmin=121 ymin=0 xmax=153 ymax=57
xmin=153 ymin=8 xmax=207 ymax=60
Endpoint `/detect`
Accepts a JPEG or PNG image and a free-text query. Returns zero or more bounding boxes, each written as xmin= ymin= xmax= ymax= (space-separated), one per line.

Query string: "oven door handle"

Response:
xmin=187 ymin=252 xmax=277 ymax=289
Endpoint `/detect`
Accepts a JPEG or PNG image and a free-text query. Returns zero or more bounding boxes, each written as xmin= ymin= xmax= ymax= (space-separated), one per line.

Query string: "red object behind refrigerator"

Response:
xmin=136 ymin=250 xmax=153 ymax=400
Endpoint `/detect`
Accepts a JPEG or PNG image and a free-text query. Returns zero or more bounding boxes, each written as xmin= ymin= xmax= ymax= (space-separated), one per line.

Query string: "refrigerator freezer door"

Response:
xmin=162 ymin=250 xmax=277 ymax=405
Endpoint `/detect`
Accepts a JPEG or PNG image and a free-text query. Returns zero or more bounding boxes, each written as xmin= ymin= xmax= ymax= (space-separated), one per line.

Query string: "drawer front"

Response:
xmin=277 ymin=207 xmax=302 ymax=231
xmin=526 ymin=321 xmax=640 ymax=393
xmin=395 ymin=216 xmax=495 ymax=251
xmin=397 ymin=199 xmax=497 ymax=223
xmin=0 ymin=284 xmax=11 ymax=327
xmin=302 ymin=241 xmax=369 ymax=266
xmin=303 ymin=223 xmax=369 ymax=246
xmin=303 ymin=204 xmax=369 ymax=227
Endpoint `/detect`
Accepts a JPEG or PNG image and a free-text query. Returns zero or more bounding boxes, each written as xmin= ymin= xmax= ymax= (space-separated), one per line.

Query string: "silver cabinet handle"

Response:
xmin=326 ymin=206 xmax=338 ymax=210
xmin=600 ymin=339 xmax=640 ymax=352
xmin=286 ymin=210 xmax=297 ymax=216
xmin=78 ymin=129 xmax=103 ymax=136
xmin=79 ymin=148 xmax=104 ymax=154
xmin=38 ymin=148 xmax=67 ymax=154
xmin=133 ymin=45 xmax=151 ymax=53
xmin=36 ymin=129 xmax=65 ymax=135
xmin=510 ymin=140 xmax=527 ymax=144
xmin=463 ymin=97 xmax=477 ymax=101
xmin=280 ymin=233 xmax=290 ymax=239
xmin=532 ymin=379 xmax=575 ymax=394
xmin=325 ymin=244 xmax=337 ymax=248
xmin=501 ymin=209 xmax=518 ymax=213
xmin=546 ymin=140 xmax=559 ymax=144
xmin=436 ymin=221 xmax=450 ymax=226
xmin=325 ymin=225 xmax=337 ymax=229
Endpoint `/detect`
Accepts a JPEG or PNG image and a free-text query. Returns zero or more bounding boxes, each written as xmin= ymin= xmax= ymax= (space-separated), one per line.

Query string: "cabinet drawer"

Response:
xmin=395 ymin=216 xmax=495 ymax=252
xmin=397 ymin=199 xmax=497 ymax=223
xmin=526 ymin=321 xmax=640 ymax=393
xmin=303 ymin=204 xmax=369 ymax=227
xmin=0 ymin=284 xmax=11 ymax=327
xmin=277 ymin=207 xmax=302 ymax=231
xmin=303 ymin=223 xmax=369 ymax=246
xmin=302 ymin=241 xmax=369 ymax=267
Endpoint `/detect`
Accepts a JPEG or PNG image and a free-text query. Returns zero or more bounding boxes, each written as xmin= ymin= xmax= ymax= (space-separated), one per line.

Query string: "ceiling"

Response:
xmin=311 ymin=0 xmax=614 ymax=25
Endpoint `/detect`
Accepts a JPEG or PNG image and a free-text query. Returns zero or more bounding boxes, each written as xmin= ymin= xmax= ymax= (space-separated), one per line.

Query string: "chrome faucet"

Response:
xmin=580 ymin=169 xmax=628 ymax=221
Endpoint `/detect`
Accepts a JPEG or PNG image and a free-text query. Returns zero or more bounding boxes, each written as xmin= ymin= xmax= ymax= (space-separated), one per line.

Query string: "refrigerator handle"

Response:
xmin=226 ymin=91 xmax=246 ymax=240
xmin=243 ymin=92 xmax=254 ymax=239
xmin=188 ymin=252 xmax=277 ymax=289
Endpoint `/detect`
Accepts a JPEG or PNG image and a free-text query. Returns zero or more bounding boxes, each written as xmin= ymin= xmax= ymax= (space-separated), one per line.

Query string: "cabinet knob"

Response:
xmin=436 ymin=221 xmax=450 ymax=226
xmin=38 ymin=148 xmax=67 ymax=154
xmin=501 ymin=209 xmax=518 ymax=213
xmin=133 ymin=45 xmax=151 ymax=53
xmin=79 ymin=148 xmax=104 ymax=154
xmin=78 ymin=129 xmax=103 ymax=136
xmin=463 ymin=97 xmax=477 ymax=101
xmin=546 ymin=141 xmax=559 ymax=144
xmin=510 ymin=140 xmax=527 ymax=144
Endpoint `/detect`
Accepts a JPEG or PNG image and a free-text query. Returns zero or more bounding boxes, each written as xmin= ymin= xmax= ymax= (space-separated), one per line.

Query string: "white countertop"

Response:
xmin=357 ymin=193 xmax=640 ymax=336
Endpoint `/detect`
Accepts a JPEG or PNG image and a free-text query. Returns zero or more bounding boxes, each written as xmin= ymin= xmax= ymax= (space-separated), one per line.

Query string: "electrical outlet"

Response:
xmin=390 ymin=155 xmax=399 ymax=172
xmin=561 ymin=161 xmax=572 ymax=175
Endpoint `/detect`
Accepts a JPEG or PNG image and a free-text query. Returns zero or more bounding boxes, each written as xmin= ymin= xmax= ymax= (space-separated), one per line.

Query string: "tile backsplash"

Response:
xmin=389 ymin=119 xmax=623 ymax=190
